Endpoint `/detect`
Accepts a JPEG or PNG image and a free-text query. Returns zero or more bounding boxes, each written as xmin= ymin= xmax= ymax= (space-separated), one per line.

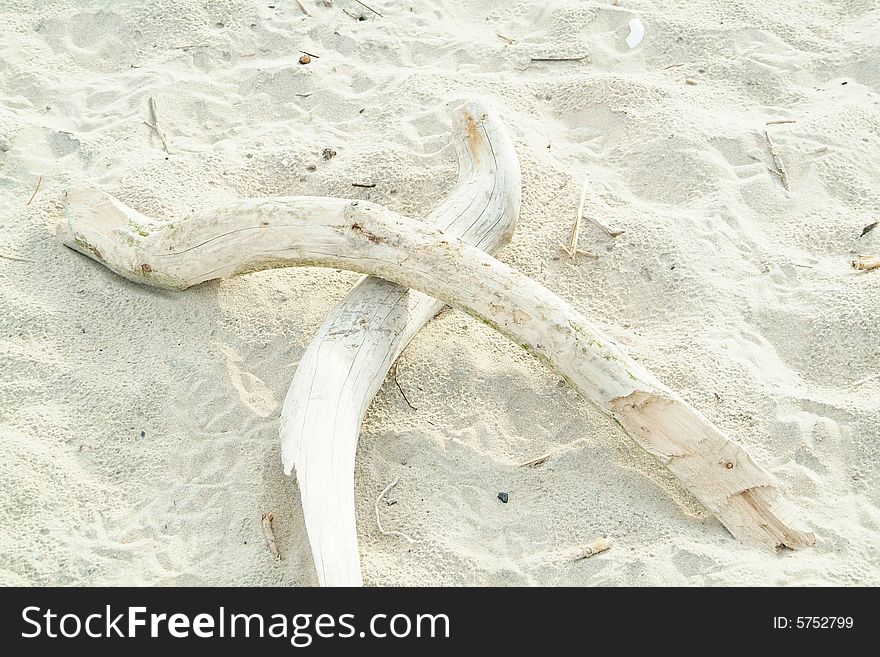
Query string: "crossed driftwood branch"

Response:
xmin=60 ymin=100 xmax=814 ymax=587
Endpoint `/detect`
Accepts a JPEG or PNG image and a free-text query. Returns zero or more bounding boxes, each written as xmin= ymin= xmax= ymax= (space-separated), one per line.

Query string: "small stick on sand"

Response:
xmin=582 ymin=184 xmax=625 ymax=238
xmin=352 ymin=182 xmax=376 ymax=188
xmin=342 ymin=8 xmax=360 ymax=19
xmin=766 ymin=119 xmax=797 ymax=125
xmin=519 ymin=452 xmax=551 ymax=468
xmin=375 ymin=476 xmax=417 ymax=543
xmin=497 ymin=33 xmax=516 ymax=44
xmin=145 ymin=96 xmax=171 ymax=154
xmin=299 ymin=50 xmax=320 ymax=58
xmin=519 ymin=439 xmax=592 ymax=467
xmin=261 ymin=512 xmax=281 ymax=559
xmin=853 ymin=372 xmax=880 ymax=388
xmin=26 ymin=175 xmax=43 ymax=206
xmin=354 ymin=0 xmax=382 ymax=17
xmin=573 ymin=537 xmax=613 ymax=560
xmin=560 ymin=176 xmax=614 ymax=258
xmin=0 ymin=252 xmax=34 ymax=262
xmin=593 ymin=219 xmax=625 ymax=237
xmin=547 ymin=179 xmax=568 ymax=202
xmin=561 ymin=176 xmax=588 ymax=258
xmin=296 ymin=0 xmax=311 ymax=15
xmin=858 ymin=221 xmax=878 ymax=238
xmin=663 ymin=63 xmax=685 ymax=69
xmin=392 ymin=364 xmax=417 ymax=410
xmin=531 ymin=55 xmax=587 ymax=62
xmin=764 ymin=129 xmax=789 ymax=191
xmin=851 ymin=255 xmax=880 ymax=272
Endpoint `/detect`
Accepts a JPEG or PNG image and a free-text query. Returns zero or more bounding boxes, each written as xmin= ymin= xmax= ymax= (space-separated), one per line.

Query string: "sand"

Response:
xmin=1 ymin=0 xmax=878 ymax=586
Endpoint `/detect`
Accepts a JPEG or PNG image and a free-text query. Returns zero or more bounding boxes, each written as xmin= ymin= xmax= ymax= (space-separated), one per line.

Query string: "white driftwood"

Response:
xmin=281 ymin=100 xmax=520 ymax=585
xmin=60 ymin=189 xmax=815 ymax=562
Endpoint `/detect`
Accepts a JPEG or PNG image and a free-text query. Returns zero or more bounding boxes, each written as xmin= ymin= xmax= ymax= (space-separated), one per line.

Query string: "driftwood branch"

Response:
xmin=59 ymin=187 xmax=815 ymax=558
xmin=280 ymin=99 xmax=520 ymax=585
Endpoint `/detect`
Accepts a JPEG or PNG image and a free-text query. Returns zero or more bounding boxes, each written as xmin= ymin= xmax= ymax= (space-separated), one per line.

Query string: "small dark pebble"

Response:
xmin=140 ymin=430 xmax=145 ymax=438
xmin=497 ymin=492 xmax=509 ymax=504
xmin=322 ymin=147 xmax=336 ymax=160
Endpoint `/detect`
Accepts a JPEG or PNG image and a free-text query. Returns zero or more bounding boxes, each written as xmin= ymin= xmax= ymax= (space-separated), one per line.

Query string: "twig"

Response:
xmin=299 ymin=50 xmax=320 ymax=58
xmin=519 ymin=452 xmax=551 ymax=468
xmin=342 ymin=8 xmax=360 ymax=19
xmin=663 ymin=63 xmax=685 ymax=69
xmin=559 ymin=246 xmax=599 ymax=259
xmin=296 ymin=0 xmax=311 ymax=15
xmin=497 ymin=33 xmax=516 ymax=44
xmin=26 ymin=175 xmax=43 ymax=206
xmin=577 ymin=178 xmax=625 ymax=237
xmin=546 ymin=179 xmax=568 ymax=203
xmin=572 ymin=537 xmax=613 ymax=561
xmin=531 ymin=55 xmax=587 ymax=62
xmin=851 ymin=255 xmax=880 ymax=272
xmin=351 ymin=182 xmax=376 ymax=188
xmin=563 ymin=176 xmax=587 ymax=258
xmin=392 ymin=364 xmax=417 ymax=410
xmin=375 ymin=476 xmax=418 ymax=543
xmin=145 ymin=96 xmax=171 ymax=154
xmin=354 ymin=0 xmax=382 ymax=17
xmin=853 ymin=372 xmax=880 ymax=388
xmin=764 ymin=129 xmax=789 ymax=191
xmin=260 ymin=512 xmax=281 ymax=559
xmin=766 ymin=119 xmax=797 ymax=125
xmin=858 ymin=221 xmax=878 ymax=238
xmin=588 ymin=217 xmax=625 ymax=237
xmin=295 ymin=93 xmax=312 ymax=98
xmin=0 ymin=252 xmax=34 ymax=262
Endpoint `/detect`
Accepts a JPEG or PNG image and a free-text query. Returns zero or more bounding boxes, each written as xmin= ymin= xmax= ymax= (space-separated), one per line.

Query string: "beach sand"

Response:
xmin=1 ymin=0 xmax=878 ymax=585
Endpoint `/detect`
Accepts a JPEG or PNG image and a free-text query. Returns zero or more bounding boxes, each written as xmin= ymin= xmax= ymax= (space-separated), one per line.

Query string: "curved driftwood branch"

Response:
xmin=60 ymin=189 xmax=815 ymax=559
xmin=281 ymin=100 xmax=520 ymax=586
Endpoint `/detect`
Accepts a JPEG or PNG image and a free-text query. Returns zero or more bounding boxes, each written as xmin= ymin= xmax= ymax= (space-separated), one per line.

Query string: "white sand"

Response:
xmin=1 ymin=0 xmax=878 ymax=586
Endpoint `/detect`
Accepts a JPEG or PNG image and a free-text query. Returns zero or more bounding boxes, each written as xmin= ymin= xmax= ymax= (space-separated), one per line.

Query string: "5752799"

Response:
xmin=774 ymin=617 xmax=854 ymax=629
